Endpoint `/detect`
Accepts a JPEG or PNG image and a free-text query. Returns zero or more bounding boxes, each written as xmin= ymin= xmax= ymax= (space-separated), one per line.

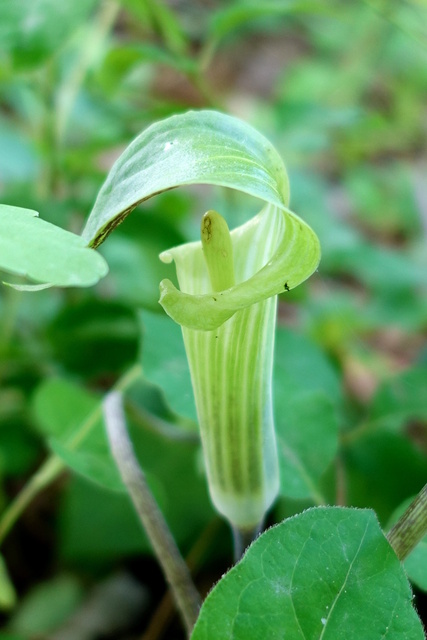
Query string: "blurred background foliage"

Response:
xmin=0 ymin=0 xmax=426 ymax=637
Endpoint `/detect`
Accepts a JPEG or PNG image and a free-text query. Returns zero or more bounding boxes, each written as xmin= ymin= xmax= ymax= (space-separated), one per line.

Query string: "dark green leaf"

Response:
xmin=368 ymin=366 xmax=427 ymax=432
xmin=191 ymin=508 xmax=424 ymax=639
xmin=48 ymin=299 xmax=140 ymax=378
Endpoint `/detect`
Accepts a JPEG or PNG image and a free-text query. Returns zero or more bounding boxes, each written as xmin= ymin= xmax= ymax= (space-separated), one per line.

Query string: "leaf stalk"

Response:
xmin=387 ymin=483 xmax=427 ymax=561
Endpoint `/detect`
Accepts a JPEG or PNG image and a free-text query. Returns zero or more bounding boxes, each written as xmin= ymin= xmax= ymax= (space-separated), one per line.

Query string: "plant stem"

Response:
xmin=387 ymin=484 xmax=427 ymax=561
xmin=0 ymin=364 xmax=142 ymax=546
xmin=232 ymin=522 xmax=263 ymax=563
xmin=142 ymin=518 xmax=222 ymax=640
xmin=0 ymin=456 xmax=64 ymax=545
xmin=103 ymin=391 xmax=201 ymax=636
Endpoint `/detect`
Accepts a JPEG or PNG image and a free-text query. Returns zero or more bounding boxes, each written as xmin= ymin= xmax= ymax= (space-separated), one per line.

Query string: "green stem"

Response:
xmin=232 ymin=522 xmax=262 ymax=563
xmin=0 ymin=364 xmax=142 ymax=546
xmin=0 ymin=456 xmax=63 ymax=545
xmin=103 ymin=391 xmax=201 ymax=636
xmin=387 ymin=484 xmax=427 ymax=561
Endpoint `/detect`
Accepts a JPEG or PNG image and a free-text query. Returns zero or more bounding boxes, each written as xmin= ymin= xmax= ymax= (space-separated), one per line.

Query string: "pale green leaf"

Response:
xmin=0 ymin=205 xmax=108 ymax=290
xmin=8 ymin=575 xmax=83 ymax=636
xmin=82 ymin=110 xmax=290 ymax=246
xmin=32 ymin=378 xmax=124 ymax=491
xmin=0 ymin=0 xmax=97 ymax=68
xmin=191 ymin=508 xmax=424 ymax=640
xmin=82 ymin=111 xmax=319 ymax=330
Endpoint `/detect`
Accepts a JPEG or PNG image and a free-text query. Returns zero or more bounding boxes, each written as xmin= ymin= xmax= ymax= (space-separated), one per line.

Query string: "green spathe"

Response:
xmin=81 ymin=110 xmax=321 ymax=529
xmin=161 ymin=206 xmax=285 ymax=528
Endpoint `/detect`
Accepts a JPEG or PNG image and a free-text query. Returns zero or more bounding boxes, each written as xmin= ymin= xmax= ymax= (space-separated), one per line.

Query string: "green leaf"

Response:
xmin=273 ymin=328 xmax=341 ymax=501
xmin=276 ymin=392 xmax=338 ymax=502
xmin=32 ymin=378 xmax=124 ymax=492
xmin=0 ymin=205 xmax=108 ymax=290
xmin=344 ymin=431 xmax=427 ymax=524
xmin=82 ymin=111 xmax=288 ymax=246
xmin=140 ymin=310 xmax=197 ymax=423
xmin=368 ymin=366 xmax=427 ymax=432
xmin=8 ymin=575 xmax=83 ymax=636
xmin=191 ymin=508 xmax=424 ymax=640
xmin=47 ymin=299 xmax=140 ymax=378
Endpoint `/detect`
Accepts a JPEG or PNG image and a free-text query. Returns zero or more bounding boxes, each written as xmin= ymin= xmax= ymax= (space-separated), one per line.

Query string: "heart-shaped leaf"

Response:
xmin=191 ymin=507 xmax=424 ymax=639
xmin=0 ymin=205 xmax=108 ymax=290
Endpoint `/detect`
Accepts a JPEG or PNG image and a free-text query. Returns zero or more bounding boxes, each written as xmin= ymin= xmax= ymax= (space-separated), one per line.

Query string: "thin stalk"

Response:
xmin=387 ymin=484 xmax=427 ymax=561
xmin=0 ymin=456 xmax=63 ymax=545
xmin=103 ymin=391 xmax=201 ymax=636
xmin=142 ymin=518 xmax=222 ymax=640
xmin=232 ymin=522 xmax=263 ymax=563
xmin=0 ymin=364 xmax=142 ymax=546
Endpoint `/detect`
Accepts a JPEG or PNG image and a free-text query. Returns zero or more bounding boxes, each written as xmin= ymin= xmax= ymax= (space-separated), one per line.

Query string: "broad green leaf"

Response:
xmin=274 ymin=326 xmax=342 ymax=402
xmin=274 ymin=327 xmax=341 ymax=501
xmin=82 ymin=111 xmax=320 ymax=330
xmin=191 ymin=508 xmax=424 ymax=640
xmin=140 ymin=310 xmax=197 ymax=422
xmin=388 ymin=497 xmax=427 ymax=592
xmin=59 ymin=476 xmax=150 ymax=560
xmin=8 ymin=575 xmax=83 ymax=636
xmin=0 ymin=205 xmax=108 ymax=290
xmin=344 ymin=430 xmax=427 ymax=524
xmin=47 ymin=299 xmax=140 ymax=378
xmin=32 ymin=378 xmax=124 ymax=492
xmin=60 ymin=428 xmax=214 ymax=561
xmin=33 ymin=378 xmax=213 ymax=543
xmin=368 ymin=366 xmax=427 ymax=432
xmin=0 ymin=555 xmax=16 ymax=610
xmin=276 ymin=392 xmax=338 ymax=502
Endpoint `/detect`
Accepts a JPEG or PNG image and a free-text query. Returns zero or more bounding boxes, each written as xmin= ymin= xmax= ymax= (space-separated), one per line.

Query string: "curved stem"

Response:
xmin=104 ymin=391 xmax=201 ymax=636
xmin=387 ymin=484 xmax=427 ymax=561
xmin=142 ymin=518 xmax=222 ymax=640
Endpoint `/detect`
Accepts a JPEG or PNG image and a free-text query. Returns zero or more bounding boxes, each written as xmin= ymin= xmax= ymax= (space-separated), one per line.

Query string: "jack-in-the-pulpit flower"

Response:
xmin=160 ymin=206 xmax=284 ymax=529
xmin=82 ymin=110 xmax=321 ymax=532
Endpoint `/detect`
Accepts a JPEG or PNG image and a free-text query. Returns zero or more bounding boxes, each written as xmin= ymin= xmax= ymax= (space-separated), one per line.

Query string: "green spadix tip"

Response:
xmin=201 ymin=210 xmax=235 ymax=292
